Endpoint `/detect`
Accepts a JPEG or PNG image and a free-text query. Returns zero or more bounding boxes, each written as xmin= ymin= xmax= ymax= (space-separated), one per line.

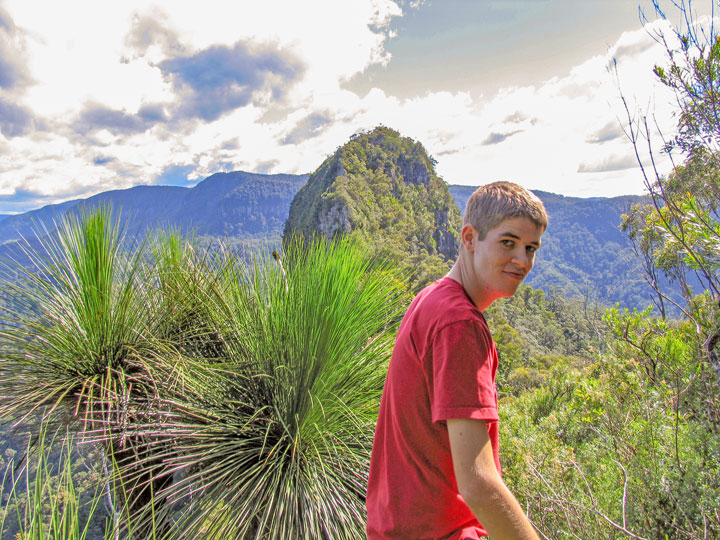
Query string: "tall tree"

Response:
xmin=621 ymin=0 xmax=720 ymax=389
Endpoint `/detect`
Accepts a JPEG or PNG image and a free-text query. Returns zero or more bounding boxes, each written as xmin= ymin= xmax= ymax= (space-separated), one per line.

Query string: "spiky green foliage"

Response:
xmin=0 ymin=207 xmax=175 ymax=537
xmin=0 ymin=209 xmax=409 ymax=537
xmin=0 ymin=205 xmax=151 ymax=433
xmin=126 ymin=237 xmax=407 ymax=539
xmin=148 ymin=229 xmax=228 ymax=359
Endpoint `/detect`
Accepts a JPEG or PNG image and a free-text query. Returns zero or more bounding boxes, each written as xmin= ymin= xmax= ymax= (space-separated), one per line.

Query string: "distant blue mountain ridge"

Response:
xmin=0 ymin=171 xmax=308 ymax=247
xmin=0 ymin=170 xmax=662 ymax=310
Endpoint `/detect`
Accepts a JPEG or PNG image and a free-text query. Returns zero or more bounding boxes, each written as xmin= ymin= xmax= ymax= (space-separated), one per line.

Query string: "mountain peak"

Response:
xmin=283 ymin=126 xmax=461 ymax=287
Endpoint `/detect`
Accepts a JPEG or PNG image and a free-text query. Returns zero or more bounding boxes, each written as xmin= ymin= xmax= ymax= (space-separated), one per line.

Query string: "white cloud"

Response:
xmin=0 ymin=0 xmax=402 ymax=205
xmin=373 ymin=20 xmax=679 ymax=197
xmin=0 ymin=1 xmax=690 ymax=212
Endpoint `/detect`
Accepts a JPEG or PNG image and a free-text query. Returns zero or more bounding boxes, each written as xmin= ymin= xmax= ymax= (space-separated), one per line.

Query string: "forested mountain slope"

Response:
xmin=0 ymin=172 xmax=308 ymax=248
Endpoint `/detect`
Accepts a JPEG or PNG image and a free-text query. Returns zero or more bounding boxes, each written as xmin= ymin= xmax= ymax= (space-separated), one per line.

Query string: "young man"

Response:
xmin=366 ymin=181 xmax=548 ymax=540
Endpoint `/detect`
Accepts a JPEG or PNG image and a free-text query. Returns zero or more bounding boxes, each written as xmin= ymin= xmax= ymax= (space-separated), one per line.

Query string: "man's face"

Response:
xmin=467 ymin=216 xmax=543 ymax=306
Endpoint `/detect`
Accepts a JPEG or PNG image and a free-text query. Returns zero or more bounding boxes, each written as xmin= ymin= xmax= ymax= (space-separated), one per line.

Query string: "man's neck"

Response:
xmin=446 ymin=256 xmax=493 ymax=312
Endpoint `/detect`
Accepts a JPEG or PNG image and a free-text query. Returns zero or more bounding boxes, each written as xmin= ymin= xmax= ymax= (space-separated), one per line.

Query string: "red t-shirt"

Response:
xmin=366 ymin=277 xmax=500 ymax=540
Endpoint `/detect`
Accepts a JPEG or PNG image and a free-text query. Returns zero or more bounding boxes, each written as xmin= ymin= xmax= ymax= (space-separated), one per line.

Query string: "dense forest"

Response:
xmin=0 ymin=1 xmax=719 ymax=539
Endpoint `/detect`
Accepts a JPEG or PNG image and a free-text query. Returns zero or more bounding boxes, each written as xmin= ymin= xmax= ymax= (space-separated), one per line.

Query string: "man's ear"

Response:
xmin=461 ymin=224 xmax=477 ymax=252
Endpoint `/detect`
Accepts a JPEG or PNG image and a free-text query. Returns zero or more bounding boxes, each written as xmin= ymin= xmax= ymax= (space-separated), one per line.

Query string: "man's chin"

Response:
xmin=504 ymin=283 xmax=523 ymax=297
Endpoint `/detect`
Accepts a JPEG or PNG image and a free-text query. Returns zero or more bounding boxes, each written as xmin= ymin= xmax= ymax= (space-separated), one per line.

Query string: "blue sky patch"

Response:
xmin=153 ymin=164 xmax=196 ymax=187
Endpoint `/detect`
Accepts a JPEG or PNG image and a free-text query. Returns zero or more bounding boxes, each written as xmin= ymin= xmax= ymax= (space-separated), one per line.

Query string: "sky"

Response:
xmin=0 ymin=0 xmax=712 ymax=213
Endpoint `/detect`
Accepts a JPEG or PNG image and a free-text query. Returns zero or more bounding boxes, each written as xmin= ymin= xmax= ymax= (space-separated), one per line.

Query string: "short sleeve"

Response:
xmin=430 ymin=319 xmax=499 ymax=423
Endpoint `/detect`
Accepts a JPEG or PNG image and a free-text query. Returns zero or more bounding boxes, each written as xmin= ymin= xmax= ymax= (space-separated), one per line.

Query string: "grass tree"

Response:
xmin=0 ymin=206 xmax=165 ymax=534
xmin=1 ymin=208 xmax=411 ymax=537
xmin=149 ymin=230 xmax=230 ymax=360
xmin=127 ymin=237 xmax=408 ymax=539
xmin=0 ymin=206 xmax=152 ymax=425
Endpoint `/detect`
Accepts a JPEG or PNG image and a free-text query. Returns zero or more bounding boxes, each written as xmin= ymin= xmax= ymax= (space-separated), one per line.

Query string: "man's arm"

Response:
xmin=447 ymin=418 xmax=539 ymax=540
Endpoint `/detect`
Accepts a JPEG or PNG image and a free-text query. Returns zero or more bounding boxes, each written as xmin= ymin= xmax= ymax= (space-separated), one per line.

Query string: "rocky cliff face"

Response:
xmin=318 ymin=202 xmax=351 ymax=238
xmin=283 ymin=127 xmax=460 ymax=270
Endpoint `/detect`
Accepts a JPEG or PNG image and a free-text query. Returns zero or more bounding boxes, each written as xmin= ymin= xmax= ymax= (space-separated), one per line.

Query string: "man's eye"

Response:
xmin=501 ymin=239 xmax=513 ymax=247
xmin=526 ymin=246 xmax=537 ymax=253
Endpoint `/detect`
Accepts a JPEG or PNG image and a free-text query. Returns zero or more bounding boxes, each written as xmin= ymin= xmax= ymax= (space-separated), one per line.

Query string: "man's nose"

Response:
xmin=511 ymin=249 xmax=531 ymax=270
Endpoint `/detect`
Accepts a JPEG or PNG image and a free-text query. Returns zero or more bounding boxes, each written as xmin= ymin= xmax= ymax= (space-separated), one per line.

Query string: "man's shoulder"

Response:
xmin=412 ymin=277 xmax=485 ymax=328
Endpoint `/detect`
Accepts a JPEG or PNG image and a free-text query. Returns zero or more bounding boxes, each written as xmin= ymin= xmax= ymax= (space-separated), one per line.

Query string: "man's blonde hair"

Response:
xmin=464 ymin=181 xmax=548 ymax=240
